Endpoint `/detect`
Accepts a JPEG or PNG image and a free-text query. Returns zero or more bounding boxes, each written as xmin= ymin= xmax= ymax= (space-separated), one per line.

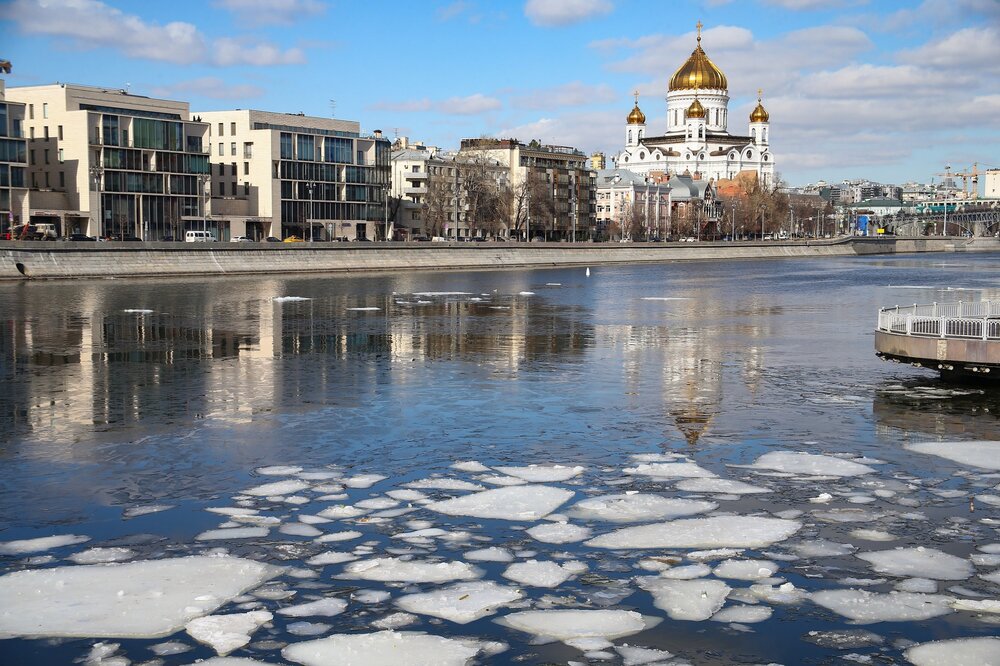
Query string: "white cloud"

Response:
xmin=8 ymin=0 xmax=305 ymax=67
xmin=438 ymin=93 xmax=502 ymax=115
xmin=213 ymin=0 xmax=325 ymax=26
xmin=898 ymin=26 xmax=1000 ymax=72
xmin=151 ymin=77 xmax=265 ymax=100
xmin=511 ymin=82 xmax=618 ymax=110
xmin=496 ymin=110 xmax=621 ymax=153
xmin=761 ymin=0 xmax=867 ymax=9
xmin=524 ymin=0 xmax=613 ymax=27
xmin=797 ymin=63 xmax=962 ymax=98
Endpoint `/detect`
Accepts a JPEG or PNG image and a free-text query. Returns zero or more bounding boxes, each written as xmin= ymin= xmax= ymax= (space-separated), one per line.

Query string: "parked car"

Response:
xmin=411 ymin=235 xmax=431 ymax=242
xmin=283 ymin=236 xmax=304 ymax=243
xmin=120 ymin=235 xmax=142 ymax=242
xmin=66 ymin=234 xmax=96 ymax=241
xmin=185 ymin=230 xmax=216 ymax=243
xmin=231 ymin=236 xmax=253 ymax=243
xmin=265 ymin=236 xmax=282 ymax=242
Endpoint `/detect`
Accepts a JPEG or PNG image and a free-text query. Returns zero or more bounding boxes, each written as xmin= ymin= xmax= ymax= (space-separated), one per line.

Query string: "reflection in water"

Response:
xmin=873 ymin=379 xmax=1000 ymax=441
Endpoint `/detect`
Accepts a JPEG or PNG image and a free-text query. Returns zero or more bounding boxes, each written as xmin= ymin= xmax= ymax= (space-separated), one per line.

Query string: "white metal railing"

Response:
xmin=877 ymin=300 xmax=1000 ymax=341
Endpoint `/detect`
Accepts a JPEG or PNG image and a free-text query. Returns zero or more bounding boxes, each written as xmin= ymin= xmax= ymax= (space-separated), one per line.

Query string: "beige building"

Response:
xmin=196 ymin=109 xmax=391 ymax=241
xmin=986 ymin=169 xmax=1000 ymax=199
xmin=458 ymin=138 xmax=596 ymax=241
xmin=6 ymin=83 xmax=209 ymax=239
xmin=594 ymin=168 xmax=671 ymax=240
xmin=0 ymin=79 xmax=28 ymax=231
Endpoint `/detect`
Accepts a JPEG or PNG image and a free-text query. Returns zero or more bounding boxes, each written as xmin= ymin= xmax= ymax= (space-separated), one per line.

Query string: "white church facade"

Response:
xmin=614 ymin=23 xmax=775 ymax=188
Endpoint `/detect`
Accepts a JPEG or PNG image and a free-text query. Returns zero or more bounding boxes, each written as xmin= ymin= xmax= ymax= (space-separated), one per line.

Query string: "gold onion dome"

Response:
xmin=627 ymin=90 xmax=646 ymax=124
xmin=669 ymin=21 xmax=728 ymax=91
xmin=686 ymin=97 xmax=706 ymax=119
xmin=750 ymin=90 xmax=769 ymax=122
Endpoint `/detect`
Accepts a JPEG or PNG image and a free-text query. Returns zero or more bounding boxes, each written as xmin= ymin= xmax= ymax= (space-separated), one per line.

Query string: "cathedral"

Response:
xmin=614 ymin=22 xmax=775 ymax=188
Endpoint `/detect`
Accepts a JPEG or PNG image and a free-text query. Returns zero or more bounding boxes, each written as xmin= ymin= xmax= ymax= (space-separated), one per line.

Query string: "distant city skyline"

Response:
xmin=3 ymin=0 xmax=998 ymax=187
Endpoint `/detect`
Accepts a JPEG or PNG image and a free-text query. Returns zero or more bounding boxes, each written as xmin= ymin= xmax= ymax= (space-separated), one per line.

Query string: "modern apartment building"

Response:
xmin=196 ymin=110 xmax=391 ymax=241
xmin=0 ymin=80 xmax=28 ymax=230
xmin=458 ymin=138 xmax=596 ymax=241
xmin=6 ymin=83 xmax=209 ymax=239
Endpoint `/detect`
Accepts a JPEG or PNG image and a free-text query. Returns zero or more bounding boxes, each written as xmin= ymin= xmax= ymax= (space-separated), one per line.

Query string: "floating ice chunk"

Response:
xmin=526 ymin=522 xmax=592 ymax=544
xmin=288 ymin=621 xmax=331 ymax=636
xmin=749 ymin=451 xmax=875 ymax=477
xmin=493 ymin=464 xmax=585 ymax=483
xmin=857 ymin=547 xmax=974 ymax=580
xmin=465 ymin=547 xmax=515 ymax=562
xmin=518 ymin=291 xmax=535 ymax=296
xmin=297 ymin=471 xmax=340 ymax=481
xmin=688 ymin=548 xmax=744 ymax=562
xmin=273 ymin=296 xmax=310 ymax=302
xmin=426 ymin=485 xmax=573 ymax=521
xmin=279 ymin=524 xmax=323 ymax=537
xmin=905 ymin=441 xmax=1000 ymax=470
xmin=478 ymin=475 xmax=528 ymax=486
xmin=403 ymin=478 xmax=485 ymax=491
xmin=972 ymin=553 xmax=1000 ymax=567
xmin=904 ymin=637 xmax=1000 ymax=665
xmin=316 ymin=505 xmax=369 ymax=519
xmin=277 ymin=598 xmax=348 ymax=618
xmin=123 ymin=504 xmax=173 ymax=518
xmin=675 ymin=478 xmax=771 ymax=495
xmin=981 ymin=570 xmax=1000 ymax=586
xmin=637 ymin=578 xmax=731 ymax=620
xmin=791 ymin=539 xmax=856 ymax=558
xmin=749 ymin=582 xmax=808 ymax=604
xmin=503 ymin=560 xmax=586 ymax=588
xmin=0 ymin=534 xmax=90 ymax=555
xmin=452 ymin=460 xmax=491 ymax=473
xmin=315 ymin=530 xmax=363 ymax=543
xmin=496 ymin=609 xmax=659 ymax=643
xmin=243 ymin=479 xmax=310 ymax=496
xmin=616 ymin=645 xmax=675 ymax=665
xmin=196 ymin=527 xmax=269 ymax=541
xmin=951 ymin=598 xmax=1000 ymax=613
xmin=67 ymin=547 xmax=134 ymax=564
xmin=810 ymin=589 xmax=953 ymax=623
xmin=256 ymin=465 xmax=303 ymax=476
xmin=356 ymin=498 xmax=399 ymax=510
xmin=713 ymin=559 xmax=779 ymax=581
xmin=353 ymin=590 xmax=392 ymax=604
xmin=658 ymin=563 xmax=712 ymax=579
xmin=413 ymin=292 xmax=473 ymax=297
xmin=711 ymin=605 xmax=773 ymax=623
xmin=810 ymin=493 xmax=834 ymax=503
xmin=306 ymin=551 xmax=358 ymax=566
xmin=371 ymin=612 xmax=418 ymax=630
xmin=567 ymin=494 xmax=716 ymax=523
xmin=396 ymin=580 xmax=523 ymax=623
xmin=851 ymin=529 xmax=897 ymax=542
xmin=586 ymin=516 xmax=801 ymax=550
xmin=394 ymin=527 xmax=448 ymax=539
xmin=0 ymin=556 xmax=278 ymax=639
xmin=624 ymin=462 xmax=716 ymax=479
xmin=896 ymin=578 xmax=938 ymax=593
xmin=339 ymin=557 xmax=481 ymax=583
xmin=386 ymin=489 xmax=427 ymax=502
xmin=185 ymin=610 xmax=271 ymax=655
xmin=282 ymin=630 xmax=484 ymax=666
xmin=149 ymin=640 xmax=192 ymax=655
xmin=803 ymin=629 xmax=885 ymax=649
xmin=343 ymin=474 xmax=387 ymax=489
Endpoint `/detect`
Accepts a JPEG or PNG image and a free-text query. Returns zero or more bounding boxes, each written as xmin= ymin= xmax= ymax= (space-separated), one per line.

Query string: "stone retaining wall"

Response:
xmin=0 ymin=237 xmax=990 ymax=281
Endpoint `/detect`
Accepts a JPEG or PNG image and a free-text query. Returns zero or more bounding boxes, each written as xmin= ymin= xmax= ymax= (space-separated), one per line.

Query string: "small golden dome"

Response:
xmin=750 ymin=90 xmax=769 ymax=122
xmin=627 ymin=90 xmax=646 ymax=124
xmin=668 ymin=22 xmax=728 ymax=92
xmin=686 ymin=98 xmax=706 ymax=119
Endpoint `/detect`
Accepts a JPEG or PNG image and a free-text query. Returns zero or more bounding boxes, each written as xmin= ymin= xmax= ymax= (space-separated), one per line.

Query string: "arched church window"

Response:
xmin=746 ymin=150 xmax=753 ymax=159
xmin=751 ymin=128 xmax=756 ymax=140
xmin=639 ymin=152 xmax=646 ymax=159
xmin=623 ymin=156 xmax=629 ymax=162
xmin=654 ymin=152 xmax=661 ymax=160
xmin=700 ymin=152 xmax=705 ymax=160
xmin=763 ymin=128 xmax=767 ymax=142
xmin=763 ymin=155 xmax=769 ymax=162
xmin=638 ymin=130 xmax=643 ymax=140
xmin=628 ymin=130 xmax=632 ymax=143
xmin=699 ymin=125 xmax=704 ymax=139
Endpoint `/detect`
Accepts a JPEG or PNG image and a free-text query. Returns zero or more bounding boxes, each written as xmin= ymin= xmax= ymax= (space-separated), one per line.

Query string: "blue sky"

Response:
xmin=3 ymin=0 xmax=999 ymax=187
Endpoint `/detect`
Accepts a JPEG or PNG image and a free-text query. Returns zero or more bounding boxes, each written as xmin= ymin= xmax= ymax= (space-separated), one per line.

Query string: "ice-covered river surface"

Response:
xmin=2 ymin=254 xmax=1000 ymax=665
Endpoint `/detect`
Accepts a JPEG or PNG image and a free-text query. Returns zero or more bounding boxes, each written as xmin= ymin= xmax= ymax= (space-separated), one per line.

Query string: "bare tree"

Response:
xmin=421 ymin=179 xmax=450 ymax=238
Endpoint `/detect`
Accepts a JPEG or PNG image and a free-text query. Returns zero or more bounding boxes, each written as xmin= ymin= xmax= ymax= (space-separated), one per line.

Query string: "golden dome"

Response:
xmin=627 ymin=103 xmax=646 ymax=125
xmin=750 ymin=90 xmax=769 ymax=122
xmin=669 ymin=22 xmax=728 ymax=92
xmin=686 ymin=97 xmax=706 ymax=119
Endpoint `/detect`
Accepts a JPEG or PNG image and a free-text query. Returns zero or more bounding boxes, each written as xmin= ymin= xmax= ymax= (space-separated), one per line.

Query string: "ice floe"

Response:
xmin=905 ymin=441 xmax=1000 ymax=470
xmin=567 ymin=494 xmax=716 ymax=523
xmin=493 ymin=464 xmax=585 ymax=482
xmin=748 ymin=451 xmax=876 ymax=477
xmin=426 ymin=485 xmax=573 ymax=521
xmin=0 ymin=556 xmax=278 ymax=638
xmin=339 ymin=557 xmax=481 ymax=583
xmin=465 ymin=546 xmax=515 ymax=562
xmin=904 ymin=636 xmax=1000 ymax=665
xmin=243 ymin=480 xmax=310 ymax=496
xmin=857 ymin=547 xmax=974 ymax=580
xmin=624 ymin=462 xmax=717 ymax=479
xmin=526 ymin=522 xmax=592 ymax=543
xmin=496 ymin=609 xmax=659 ymax=643
xmin=185 ymin=610 xmax=272 ymax=655
xmin=586 ymin=516 xmax=801 ymax=549
xmin=395 ymin=580 xmax=523 ymax=623
xmin=196 ymin=527 xmax=269 ymax=541
xmin=503 ymin=560 xmax=586 ymax=588
xmin=674 ymin=478 xmax=771 ymax=495
xmin=0 ymin=534 xmax=90 ymax=555
xmin=637 ymin=578 xmax=731 ymax=620
xmin=277 ymin=598 xmax=348 ymax=617
xmin=712 ymin=559 xmax=779 ymax=581
xmin=282 ymin=630 xmax=485 ymax=666
xmin=810 ymin=589 xmax=954 ymax=623
xmin=67 ymin=547 xmax=134 ymax=564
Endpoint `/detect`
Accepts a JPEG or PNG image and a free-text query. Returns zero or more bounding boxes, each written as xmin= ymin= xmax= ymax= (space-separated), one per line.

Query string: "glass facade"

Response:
xmin=0 ymin=100 xmax=27 ymax=225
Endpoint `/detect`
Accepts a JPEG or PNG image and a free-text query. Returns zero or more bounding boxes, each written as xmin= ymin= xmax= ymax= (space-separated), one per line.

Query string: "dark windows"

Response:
xmin=279 ymin=133 xmax=293 ymax=159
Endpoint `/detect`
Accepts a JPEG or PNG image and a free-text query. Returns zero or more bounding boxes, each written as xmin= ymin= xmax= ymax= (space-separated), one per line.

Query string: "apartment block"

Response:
xmin=6 ymin=83 xmax=210 ymax=239
xmin=0 ymin=80 xmax=28 ymax=229
xmin=196 ymin=110 xmax=391 ymax=241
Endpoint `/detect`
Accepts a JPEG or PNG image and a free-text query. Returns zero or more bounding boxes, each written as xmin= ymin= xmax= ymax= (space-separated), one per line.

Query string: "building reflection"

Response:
xmin=0 ymin=284 xmax=592 ymax=444
xmin=872 ymin=380 xmax=1000 ymax=441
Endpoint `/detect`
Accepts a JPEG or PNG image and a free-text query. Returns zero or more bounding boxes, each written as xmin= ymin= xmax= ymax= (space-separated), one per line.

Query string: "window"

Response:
xmin=29 ymin=149 xmax=35 ymax=164
xmin=45 ymin=171 xmax=49 ymax=187
xmin=28 ymin=104 xmax=34 ymax=120
xmin=218 ymin=142 xmax=224 ymax=156
xmin=29 ymin=127 xmax=34 ymax=139
xmin=58 ymin=125 xmax=63 ymax=140
xmin=44 ymin=126 xmax=49 ymax=139
xmin=59 ymin=171 xmax=65 ymax=188
xmin=218 ymin=163 xmax=225 ymax=176
xmin=42 ymin=103 xmax=48 ymax=119
xmin=296 ymin=135 xmax=315 ymax=161
xmin=231 ymin=181 xmax=237 ymax=196
xmin=218 ymin=122 xmax=224 ymax=135
xmin=231 ymin=142 xmax=236 ymax=156
xmin=244 ymin=162 xmax=249 ymax=175
xmin=231 ymin=162 xmax=236 ymax=176
xmin=44 ymin=149 xmax=49 ymax=164
xmin=218 ymin=182 xmax=225 ymax=196
xmin=412 ymin=165 xmax=420 ymax=172
xmin=58 ymin=148 xmax=64 ymax=162
xmin=244 ymin=183 xmax=249 ymax=196
xmin=279 ymin=133 xmax=293 ymax=159
xmin=244 ymin=142 xmax=253 ymax=159
xmin=231 ymin=122 xmax=236 ymax=135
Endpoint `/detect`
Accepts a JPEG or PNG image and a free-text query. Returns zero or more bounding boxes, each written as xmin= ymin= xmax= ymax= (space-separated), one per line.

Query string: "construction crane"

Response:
xmin=0 ymin=60 xmax=11 ymax=74
xmin=936 ymin=163 xmax=981 ymax=200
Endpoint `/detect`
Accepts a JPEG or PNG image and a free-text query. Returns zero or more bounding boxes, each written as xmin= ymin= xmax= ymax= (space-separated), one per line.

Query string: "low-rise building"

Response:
xmin=196 ymin=109 xmax=390 ymax=241
xmin=6 ymin=83 xmax=209 ymax=239
xmin=594 ymin=168 xmax=671 ymax=240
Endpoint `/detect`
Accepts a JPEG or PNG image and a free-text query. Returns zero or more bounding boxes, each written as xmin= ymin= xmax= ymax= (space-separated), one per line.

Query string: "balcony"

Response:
xmin=404 ymin=171 xmax=428 ymax=180
xmin=403 ymin=186 xmax=427 ymax=196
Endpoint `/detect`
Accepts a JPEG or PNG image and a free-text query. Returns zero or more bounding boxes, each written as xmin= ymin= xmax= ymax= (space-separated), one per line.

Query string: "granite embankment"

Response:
xmin=1 ymin=236 xmax=995 ymax=281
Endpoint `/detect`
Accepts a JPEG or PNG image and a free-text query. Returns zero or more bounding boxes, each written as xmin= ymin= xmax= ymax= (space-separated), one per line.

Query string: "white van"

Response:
xmin=185 ymin=230 xmax=216 ymax=243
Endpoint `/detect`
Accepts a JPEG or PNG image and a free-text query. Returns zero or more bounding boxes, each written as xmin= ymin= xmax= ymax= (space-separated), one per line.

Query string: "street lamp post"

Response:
xmin=383 ymin=182 xmax=390 ymax=242
xmin=90 ymin=162 xmax=104 ymax=238
xmin=571 ymin=189 xmax=577 ymax=243
xmin=305 ymin=181 xmax=315 ymax=242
